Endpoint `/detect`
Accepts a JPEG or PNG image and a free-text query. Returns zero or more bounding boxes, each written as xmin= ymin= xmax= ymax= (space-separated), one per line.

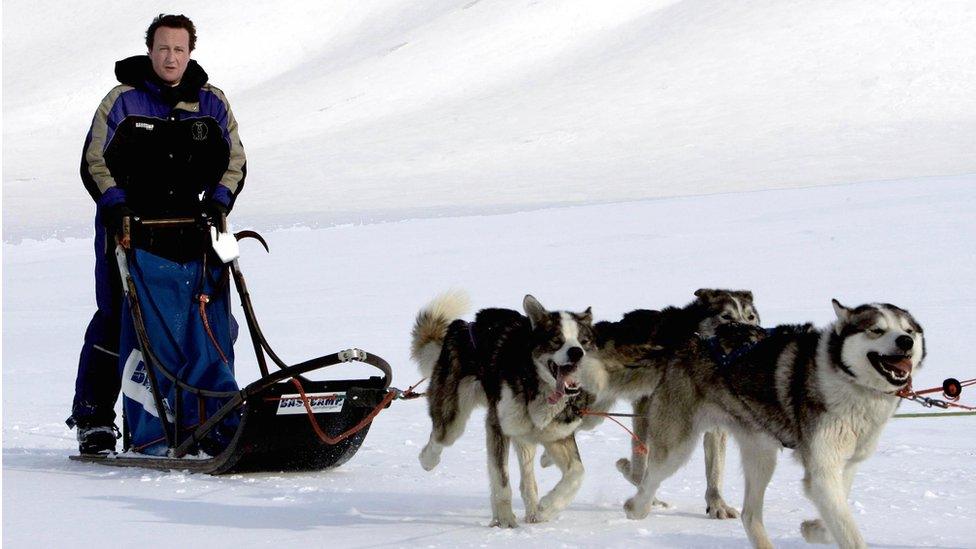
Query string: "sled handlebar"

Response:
xmin=119 ymin=214 xmax=226 ymax=249
xmin=136 ymin=217 xmax=199 ymax=227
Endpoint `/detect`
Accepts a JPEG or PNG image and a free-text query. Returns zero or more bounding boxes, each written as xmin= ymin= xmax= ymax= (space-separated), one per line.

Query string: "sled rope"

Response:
xmin=289 ymin=378 xmax=396 ymax=445
xmin=391 ymin=379 xmax=650 ymax=452
xmin=397 ymin=377 xmax=427 ymax=400
xmin=197 ymin=293 xmax=230 ymax=365
xmin=584 ymin=411 xmax=640 ymax=418
xmin=896 ymin=377 xmax=976 ymax=411
xmin=580 ymin=409 xmax=648 ymax=456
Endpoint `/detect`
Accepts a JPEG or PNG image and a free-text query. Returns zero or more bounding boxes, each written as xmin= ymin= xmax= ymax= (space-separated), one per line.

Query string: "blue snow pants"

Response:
xmin=70 ymin=214 xmax=123 ymax=428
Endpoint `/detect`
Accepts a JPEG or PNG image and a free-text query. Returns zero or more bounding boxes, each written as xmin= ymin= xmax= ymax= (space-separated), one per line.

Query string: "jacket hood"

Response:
xmin=114 ymin=55 xmax=209 ymax=104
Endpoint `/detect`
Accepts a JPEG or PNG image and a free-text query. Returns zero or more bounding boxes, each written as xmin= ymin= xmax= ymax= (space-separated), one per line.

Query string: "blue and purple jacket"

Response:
xmin=81 ymin=55 xmax=246 ymax=218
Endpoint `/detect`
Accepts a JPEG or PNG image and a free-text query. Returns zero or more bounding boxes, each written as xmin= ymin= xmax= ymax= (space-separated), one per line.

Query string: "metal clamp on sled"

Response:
xmin=347 ymin=387 xmax=394 ymax=409
xmin=338 ymin=348 xmax=368 ymax=362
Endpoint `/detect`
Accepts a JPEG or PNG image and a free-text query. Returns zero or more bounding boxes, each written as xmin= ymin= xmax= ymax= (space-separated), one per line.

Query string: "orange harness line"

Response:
xmin=197 ymin=294 xmax=229 ymax=365
xmin=396 ymin=378 xmax=650 ymax=454
xmin=289 ymin=378 xmax=396 ymax=445
xmin=399 ymin=377 xmax=428 ymax=399
xmin=896 ymin=377 xmax=976 ymax=411
xmin=580 ymin=409 xmax=649 ymax=456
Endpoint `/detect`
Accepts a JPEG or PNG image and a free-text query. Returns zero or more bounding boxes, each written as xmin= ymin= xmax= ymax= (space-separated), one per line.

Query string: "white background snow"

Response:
xmin=3 ymin=1 xmax=976 ymax=547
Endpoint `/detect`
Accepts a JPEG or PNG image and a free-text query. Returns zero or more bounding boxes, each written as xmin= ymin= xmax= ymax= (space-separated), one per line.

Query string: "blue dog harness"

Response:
xmin=705 ymin=328 xmax=776 ymax=369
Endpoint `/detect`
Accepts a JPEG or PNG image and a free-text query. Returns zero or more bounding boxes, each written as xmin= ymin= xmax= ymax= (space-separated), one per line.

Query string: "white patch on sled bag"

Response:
xmin=122 ymin=349 xmax=174 ymax=422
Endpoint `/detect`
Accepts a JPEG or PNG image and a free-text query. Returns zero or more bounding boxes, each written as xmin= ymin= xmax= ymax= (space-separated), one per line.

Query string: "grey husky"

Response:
xmin=411 ymin=292 xmax=600 ymax=527
xmin=622 ymin=300 xmax=925 ymax=549
xmin=583 ymin=289 xmax=760 ymax=518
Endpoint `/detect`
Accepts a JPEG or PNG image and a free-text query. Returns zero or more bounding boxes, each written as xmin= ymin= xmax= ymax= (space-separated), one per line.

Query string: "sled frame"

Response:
xmin=71 ymin=216 xmax=392 ymax=473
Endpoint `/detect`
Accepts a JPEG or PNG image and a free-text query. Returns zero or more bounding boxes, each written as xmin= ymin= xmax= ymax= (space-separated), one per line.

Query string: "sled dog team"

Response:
xmin=410 ymin=289 xmax=924 ymax=549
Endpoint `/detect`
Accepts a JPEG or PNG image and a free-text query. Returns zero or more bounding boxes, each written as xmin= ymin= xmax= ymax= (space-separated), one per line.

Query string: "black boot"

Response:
xmin=78 ymin=425 xmax=120 ymax=454
xmin=67 ymin=417 xmax=120 ymax=455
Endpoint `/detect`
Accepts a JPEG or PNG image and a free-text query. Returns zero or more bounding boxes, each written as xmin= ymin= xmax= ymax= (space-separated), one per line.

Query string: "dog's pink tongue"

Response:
xmin=548 ymin=373 xmax=567 ymax=404
xmin=889 ymin=357 xmax=913 ymax=375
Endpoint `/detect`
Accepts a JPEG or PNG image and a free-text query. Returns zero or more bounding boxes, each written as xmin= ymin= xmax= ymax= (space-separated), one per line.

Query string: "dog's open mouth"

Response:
xmin=547 ymin=360 xmax=582 ymax=404
xmin=867 ymin=351 xmax=913 ymax=385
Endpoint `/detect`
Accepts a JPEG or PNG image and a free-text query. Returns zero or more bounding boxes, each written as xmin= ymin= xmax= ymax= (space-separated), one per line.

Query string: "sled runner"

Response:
xmin=70 ymin=216 xmax=393 ymax=474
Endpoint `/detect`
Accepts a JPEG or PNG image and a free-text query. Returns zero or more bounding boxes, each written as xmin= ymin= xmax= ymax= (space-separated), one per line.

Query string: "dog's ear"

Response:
xmin=831 ymin=299 xmax=851 ymax=334
xmin=694 ymin=288 xmax=718 ymax=302
xmin=523 ymin=294 xmax=548 ymax=329
xmin=577 ymin=306 xmax=593 ymax=325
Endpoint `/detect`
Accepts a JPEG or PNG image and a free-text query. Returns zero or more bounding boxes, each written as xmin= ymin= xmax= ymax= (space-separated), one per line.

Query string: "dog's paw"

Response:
xmin=489 ymin=512 xmax=519 ymax=528
xmin=651 ymin=498 xmax=670 ymax=509
xmin=540 ymin=450 xmax=554 ymax=468
xmin=624 ymin=496 xmax=651 ymax=520
xmin=418 ymin=445 xmax=440 ymax=471
xmin=801 ymin=519 xmax=833 ymax=544
xmin=532 ymin=498 xmax=560 ymax=523
xmin=705 ymin=498 xmax=739 ymax=519
xmin=523 ymin=501 xmax=541 ymax=523
xmin=615 ymin=458 xmax=640 ymax=486
xmin=525 ymin=506 xmax=556 ymax=524
xmin=615 ymin=457 xmax=631 ymax=474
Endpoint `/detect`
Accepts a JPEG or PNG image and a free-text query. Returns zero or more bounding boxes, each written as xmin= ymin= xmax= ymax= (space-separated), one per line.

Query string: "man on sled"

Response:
xmin=68 ymin=13 xmax=247 ymax=455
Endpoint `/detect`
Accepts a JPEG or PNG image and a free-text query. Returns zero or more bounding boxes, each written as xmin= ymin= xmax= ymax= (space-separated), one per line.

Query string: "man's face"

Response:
xmin=149 ymin=27 xmax=191 ymax=86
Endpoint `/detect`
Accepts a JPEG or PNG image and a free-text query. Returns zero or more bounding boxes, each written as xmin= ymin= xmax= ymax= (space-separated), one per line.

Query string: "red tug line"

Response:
xmin=896 ymin=377 xmax=976 ymax=412
xmin=284 ymin=375 xmax=975 ymax=452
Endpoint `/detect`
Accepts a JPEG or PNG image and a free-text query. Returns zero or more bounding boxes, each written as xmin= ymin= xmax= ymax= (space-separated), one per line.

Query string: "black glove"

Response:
xmin=203 ymin=199 xmax=229 ymax=222
xmin=103 ymin=203 xmax=136 ymax=237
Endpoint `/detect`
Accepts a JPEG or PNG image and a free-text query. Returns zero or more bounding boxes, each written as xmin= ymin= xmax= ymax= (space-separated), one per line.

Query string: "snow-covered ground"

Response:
xmin=5 ymin=177 xmax=976 ymax=548
xmin=4 ymin=2 xmax=976 ymax=548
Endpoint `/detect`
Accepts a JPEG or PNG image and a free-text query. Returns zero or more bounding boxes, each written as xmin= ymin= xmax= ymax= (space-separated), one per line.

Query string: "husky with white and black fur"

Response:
xmin=622 ymin=300 xmax=925 ymax=549
xmin=411 ymin=292 xmax=600 ymax=527
xmin=583 ymin=289 xmax=760 ymax=519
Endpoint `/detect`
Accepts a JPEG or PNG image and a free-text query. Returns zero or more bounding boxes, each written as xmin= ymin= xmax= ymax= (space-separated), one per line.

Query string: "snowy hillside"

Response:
xmin=3 ymin=1 xmax=976 ymax=548
xmin=3 ymin=1 xmax=976 ymax=240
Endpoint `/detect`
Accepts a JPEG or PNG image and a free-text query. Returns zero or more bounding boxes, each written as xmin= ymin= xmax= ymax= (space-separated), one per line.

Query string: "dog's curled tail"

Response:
xmin=411 ymin=290 xmax=471 ymax=378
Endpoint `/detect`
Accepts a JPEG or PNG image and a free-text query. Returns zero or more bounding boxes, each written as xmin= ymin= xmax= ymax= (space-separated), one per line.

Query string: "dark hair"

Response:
xmin=146 ymin=14 xmax=197 ymax=52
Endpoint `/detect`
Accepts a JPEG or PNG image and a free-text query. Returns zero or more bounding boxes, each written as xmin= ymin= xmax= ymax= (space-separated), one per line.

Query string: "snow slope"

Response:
xmin=4 ymin=1 xmax=976 ymax=240
xmin=4 ymin=1 xmax=976 ymax=548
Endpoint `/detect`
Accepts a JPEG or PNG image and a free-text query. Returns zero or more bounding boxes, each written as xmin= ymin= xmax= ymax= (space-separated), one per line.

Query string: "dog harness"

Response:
xmin=705 ymin=328 xmax=775 ymax=369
